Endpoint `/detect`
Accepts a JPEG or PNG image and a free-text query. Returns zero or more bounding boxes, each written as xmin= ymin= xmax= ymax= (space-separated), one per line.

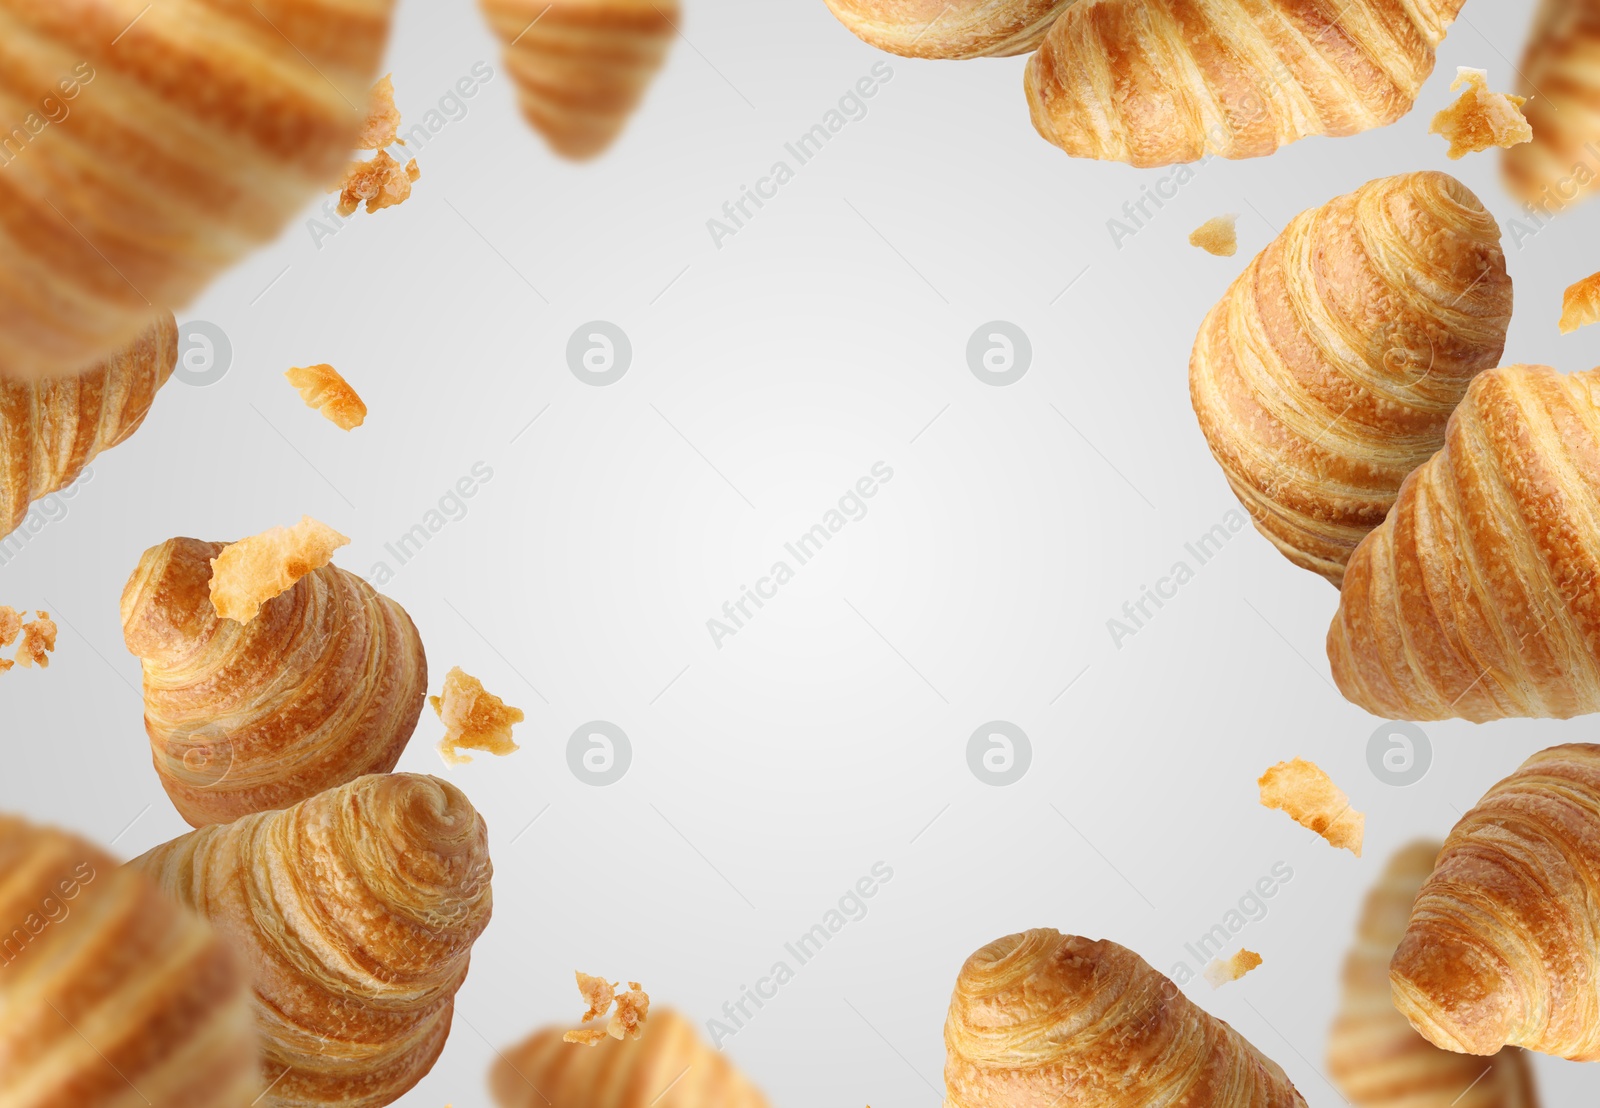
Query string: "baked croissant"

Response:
xmin=1190 ymin=172 xmax=1512 ymax=585
xmin=1329 ymin=363 xmax=1600 ymax=722
xmin=1026 ymin=0 xmax=1466 ymax=167
xmin=1504 ymin=0 xmax=1600 ymax=206
xmin=121 ymin=536 xmax=427 ymax=826
xmin=0 ymin=813 xmax=260 ymax=1107
xmin=822 ymin=0 xmax=1077 ymax=59
xmin=480 ymin=0 xmax=678 ymax=160
xmin=491 ymin=1008 xmax=771 ymax=1108
xmin=1390 ymin=744 xmax=1600 ymax=1060
xmin=1 ymin=312 xmax=177 ymax=541
xmin=1327 ymin=841 xmax=1539 ymax=1107
xmin=132 ymin=773 xmax=494 ymax=1108
xmin=0 ymin=0 xmax=394 ymax=381
xmin=944 ymin=929 xmax=1307 ymax=1106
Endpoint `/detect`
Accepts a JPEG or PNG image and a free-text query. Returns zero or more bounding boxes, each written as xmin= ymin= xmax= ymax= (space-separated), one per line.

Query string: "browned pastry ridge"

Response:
xmin=0 ymin=814 xmax=260 ymax=1107
xmin=1504 ymin=0 xmax=1600 ymax=208
xmin=944 ymin=929 xmax=1307 ymax=1106
xmin=121 ymin=536 xmax=427 ymax=826
xmin=822 ymin=0 xmax=1077 ymax=59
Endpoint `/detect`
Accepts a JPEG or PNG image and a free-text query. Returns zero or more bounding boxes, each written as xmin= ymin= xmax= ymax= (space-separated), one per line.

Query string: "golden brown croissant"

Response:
xmin=822 ymin=0 xmax=1077 ymax=59
xmin=0 ymin=813 xmax=260 ymax=1107
xmin=1504 ymin=0 xmax=1600 ymax=207
xmin=1190 ymin=172 xmax=1512 ymax=585
xmin=0 ymin=0 xmax=394 ymax=381
xmin=1327 ymin=840 xmax=1539 ymax=1107
xmin=944 ymin=929 xmax=1307 ymax=1106
xmin=1390 ymin=745 xmax=1600 ymax=1060
xmin=480 ymin=0 xmax=678 ymax=160
xmin=1329 ymin=363 xmax=1600 ymax=721
xmin=1 ymin=312 xmax=177 ymax=542
xmin=121 ymin=536 xmax=427 ymax=826
xmin=132 ymin=773 xmax=494 ymax=1108
xmin=491 ymin=1008 xmax=771 ymax=1108
xmin=1026 ymin=0 xmax=1466 ymax=167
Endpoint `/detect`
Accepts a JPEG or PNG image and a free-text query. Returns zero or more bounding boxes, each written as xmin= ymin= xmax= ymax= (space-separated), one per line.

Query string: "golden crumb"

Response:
xmin=562 ymin=1028 xmax=609 ymax=1046
xmin=1189 ymin=215 xmax=1238 ymax=257
xmin=1259 ymin=758 xmax=1364 ymax=855
xmin=359 ymin=74 xmax=402 ymax=150
xmin=574 ymin=972 xmax=615 ymax=1024
xmin=431 ymin=667 xmax=525 ymax=766
xmin=0 ymin=606 xmax=19 ymax=648
xmin=1561 ymin=271 xmax=1600 ymax=334
xmin=1204 ymin=949 xmax=1263 ymax=988
xmin=209 ymin=517 xmax=350 ymax=625
xmin=15 ymin=612 xmax=57 ymax=669
xmin=608 ymin=984 xmax=650 ymax=1041
xmin=336 ymin=151 xmax=421 ymax=217
xmin=1430 ymin=67 xmax=1532 ymax=159
xmin=286 ymin=364 xmax=367 ymax=431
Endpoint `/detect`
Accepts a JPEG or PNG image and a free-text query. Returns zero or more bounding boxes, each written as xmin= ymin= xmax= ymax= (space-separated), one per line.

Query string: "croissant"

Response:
xmin=1327 ymin=840 xmax=1539 ymax=1107
xmin=1026 ymin=0 xmax=1466 ymax=167
xmin=131 ymin=773 xmax=494 ymax=1108
xmin=0 ymin=0 xmax=394 ymax=381
xmin=1390 ymin=745 xmax=1600 ymax=1060
xmin=480 ymin=0 xmax=678 ymax=160
xmin=121 ymin=535 xmax=427 ymax=826
xmin=1 ymin=312 xmax=177 ymax=542
xmin=0 ymin=813 xmax=260 ymax=1106
xmin=1329 ymin=363 xmax=1600 ymax=721
xmin=1190 ymin=172 xmax=1512 ymax=585
xmin=1503 ymin=0 xmax=1600 ymax=207
xmin=491 ymin=1008 xmax=771 ymax=1108
xmin=822 ymin=0 xmax=1077 ymax=59
xmin=944 ymin=929 xmax=1307 ymax=1106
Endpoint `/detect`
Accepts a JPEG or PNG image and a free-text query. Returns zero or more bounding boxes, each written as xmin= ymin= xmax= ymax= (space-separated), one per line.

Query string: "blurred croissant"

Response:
xmin=480 ymin=0 xmax=678 ymax=160
xmin=1328 ymin=840 xmax=1539 ymax=1107
xmin=132 ymin=773 xmax=494 ymax=1108
xmin=1329 ymin=364 xmax=1600 ymax=721
xmin=0 ymin=813 xmax=260 ymax=1107
xmin=491 ymin=1009 xmax=770 ymax=1108
xmin=0 ymin=0 xmax=395 ymax=380
xmin=1390 ymin=745 xmax=1600 ymax=1060
xmin=944 ymin=929 xmax=1307 ymax=1106
xmin=1027 ymin=0 xmax=1465 ymax=166
xmin=121 ymin=535 xmax=427 ymax=826
xmin=1 ymin=312 xmax=176 ymax=542
xmin=1190 ymin=172 xmax=1512 ymax=585
xmin=1504 ymin=0 xmax=1600 ymax=206
xmin=822 ymin=0 xmax=1077 ymax=59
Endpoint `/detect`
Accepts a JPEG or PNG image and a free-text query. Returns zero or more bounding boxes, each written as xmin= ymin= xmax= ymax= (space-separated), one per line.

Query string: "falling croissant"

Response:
xmin=944 ymin=929 xmax=1307 ymax=1106
xmin=1329 ymin=363 xmax=1600 ymax=722
xmin=822 ymin=0 xmax=1077 ymax=59
xmin=491 ymin=1009 xmax=771 ymax=1108
xmin=121 ymin=536 xmax=427 ymax=826
xmin=1026 ymin=0 xmax=1466 ymax=166
xmin=1391 ymin=745 xmax=1600 ymax=1061
xmin=0 ymin=0 xmax=395 ymax=380
xmin=132 ymin=773 xmax=494 ymax=1108
xmin=1190 ymin=172 xmax=1512 ymax=585
xmin=480 ymin=0 xmax=678 ymax=160
xmin=1 ymin=312 xmax=177 ymax=542
xmin=0 ymin=814 xmax=260 ymax=1107
xmin=1327 ymin=840 xmax=1539 ymax=1108
xmin=1504 ymin=0 xmax=1600 ymax=207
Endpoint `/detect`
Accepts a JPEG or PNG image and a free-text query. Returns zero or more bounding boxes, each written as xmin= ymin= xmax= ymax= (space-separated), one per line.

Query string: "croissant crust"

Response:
xmin=822 ymin=0 xmax=1077 ymax=59
xmin=1503 ymin=0 xmax=1600 ymax=207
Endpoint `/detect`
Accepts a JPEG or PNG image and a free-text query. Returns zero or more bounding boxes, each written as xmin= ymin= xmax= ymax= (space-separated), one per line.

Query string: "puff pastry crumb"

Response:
xmin=1561 ymin=272 xmax=1600 ymax=334
xmin=15 ymin=612 xmax=57 ymax=669
xmin=608 ymin=984 xmax=650 ymax=1041
xmin=286 ymin=364 xmax=367 ymax=430
xmin=336 ymin=151 xmax=422 ymax=217
xmin=0 ymin=606 xmax=20 ymax=648
xmin=562 ymin=1028 xmax=609 ymax=1046
xmin=1189 ymin=215 xmax=1238 ymax=256
xmin=1431 ymin=68 xmax=1532 ymax=160
xmin=1259 ymin=758 xmax=1364 ymax=855
xmin=209 ymin=517 xmax=351 ymax=625
xmin=575 ymin=972 xmax=614 ymax=1024
xmin=359 ymin=74 xmax=403 ymax=151
xmin=431 ymin=667 xmax=525 ymax=766
xmin=1204 ymin=948 xmax=1262 ymax=988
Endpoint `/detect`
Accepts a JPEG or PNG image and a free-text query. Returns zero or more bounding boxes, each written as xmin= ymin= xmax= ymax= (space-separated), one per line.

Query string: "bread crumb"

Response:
xmin=608 ymin=984 xmax=650 ymax=1041
xmin=1561 ymin=271 xmax=1600 ymax=334
xmin=431 ymin=667 xmax=525 ymax=766
xmin=564 ymin=972 xmax=648 ymax=1045
xmin=359 ymin=74 xmax=403 ymax=150
xmin=0 ymin=606 xmax=19 ymax=648
xmin=336 ymin=150 xmax=421 ymax=217
xmin=15 ymin=612 xmax=57 ymax=669
xmin=286 ymin=364 xmax=367 ymax=430
xmin=1189 ymin=215 xmax=1238 ymax=257
xmin=1259 ymin=758 xmax=1364 ymax=855
xmin=1430 ymin=67 xmax=1532 ymax=159
xmin=575 ymin=972 xmax=614 ymax=1024
xmin=562 ymin=1028 xmax=609 ymax=1046
xmin=209 ymin=517 xmax=350 ymax=625
xmin=1204 ymin=949 xmax=1263 ymax=988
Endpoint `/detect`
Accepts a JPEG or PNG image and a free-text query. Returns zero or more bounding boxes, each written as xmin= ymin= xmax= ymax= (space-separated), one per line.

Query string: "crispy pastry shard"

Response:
xmin=15 ymin=612 xmax=56 ymax=668
xmin=1431 ymin=68 xmax=1532 ymax=159
xmin=431 ymin=667 xmax=525 ymax=766
xmin=1205 ymin=949 xmax=1263 ymax=988
xmin=286 ymin=364 xmax=367 ymax=430
xmin=1561 ymin=272 xmax=1600 ymax=334
xmin=359 ymin=74 xmax=403 ymax=150
xmin=1259 ymin=759 xmax=1364 ymax=855
xmin=609 ymin=984 xmax=650 ymax=1041
xmin=209 ymin=517 xmax=351 ymax=625
xmin=576 ymin=973 xmax=614 ymax=1024
xmin=0 ymin=606 xmax=19 ymax=648
xmin=336 ymin=151 xmax=421 ymax=216
xmin=1189 ymin=215 xmax=1239 ymax=256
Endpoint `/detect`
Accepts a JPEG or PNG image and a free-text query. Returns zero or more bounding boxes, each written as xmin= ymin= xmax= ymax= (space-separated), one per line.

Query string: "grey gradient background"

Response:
xmin=5 ymin=0 xmax=1600 ymax=1103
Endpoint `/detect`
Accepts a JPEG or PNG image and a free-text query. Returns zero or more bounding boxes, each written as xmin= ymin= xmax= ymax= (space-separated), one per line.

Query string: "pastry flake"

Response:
xmin=608 ymin=983 xmax=649 ymax=1041
xmin=1561 ymin=272 xmax=1600 ymax=335
xmin=1189 ymin=215 xmax=1238 ymax=256
xmin=562 ymin=1028 xmax=609 ymax=1046
xmin=1258 ymin=758 xmax=1364 ymax=855
xmin=1204 ymin=949 xmax=1262 ymax=988
xmin=335 ymin=151 xmax=421 ymax=217
xmin=0 ymin=606 xmax=20 ymax=648
xmin=286 ymin=364 xmax=367 ymax=430
xmin=1430 ymin=68 xmax=1532 ymax=160
xmin=15 ymin=612 xmax=57 ymax=669
xmin=358 ymin=74 xmax=403 ymax=151
xmin=575 ymin=972 xmax=614 ymax=1024
xmin=431 ymin=667 xmax=525 ymax=766
xmin=208 ymin=517 xmax=351 ymax=625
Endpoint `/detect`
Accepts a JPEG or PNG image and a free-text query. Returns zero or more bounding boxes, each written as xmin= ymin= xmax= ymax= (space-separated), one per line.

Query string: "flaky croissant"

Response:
xmin=822 ymin=0 xmax=1077 ymax=59
xmin=1390 ymin=745 xmax=1600 ymax=1061
xmin=0 ymin=0 xmax=394 ymax=381
xmin=1328 ymin=841 xmax=1538 ymax=1107
xmin=1190 ymin=172 xmax=1512 ymax=585
xmin=481 ymin=0 xmax=678 ymax=160
xmin=0 ymin=814 xmax=260 ymax=1107
xmin=1026 ymin=0 xmax=1466 ymax=167
xmin=1329 ymin=363 xmax=1600 ymax=722
xmin=1504 ymin=0 xmax=1600 ymax=207
xmin=132 ymin=773 xmax=494 ymax=1108
xmin=491 ymin=1009 xmax=771 ymax=1108
xmin=944 ymin=929 xmax=1307 ymax=1106
xmin=1 ymin=312 xmax=177 ymax=541
xmin=121 ymin=536 xmax=427 ymax=827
